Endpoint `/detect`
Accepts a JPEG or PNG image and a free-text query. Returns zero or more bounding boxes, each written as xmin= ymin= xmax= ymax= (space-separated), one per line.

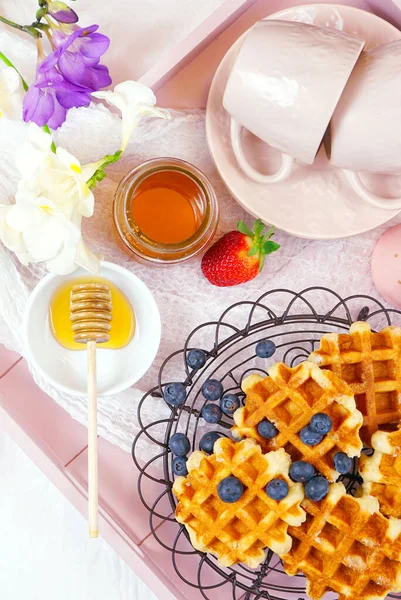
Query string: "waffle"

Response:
xmin=173 ymin=438 xmax=306 ymax=568
xmin=359 ymin=445 xmax=401 ymax=488
xmin=309 ymin=322 xmax=401 ymax=444
xmin=232 ymin=362 xmax=363 ymax=481
xmin=359 ymin=428 xmax=401 ymax=518
xmin=372 ymin=427 xmax=401 ymax=457
xmin=282 ymin=482 xmax=401 ymax=600
xmin=358 ymin=482 xmax=401 ymax=519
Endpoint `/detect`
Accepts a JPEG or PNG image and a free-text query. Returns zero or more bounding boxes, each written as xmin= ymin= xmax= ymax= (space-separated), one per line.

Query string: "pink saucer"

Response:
xmin=206 ymin=4 xmax=401 ymax=239
xmin=372 ymin=224 xmax=401 ymax=309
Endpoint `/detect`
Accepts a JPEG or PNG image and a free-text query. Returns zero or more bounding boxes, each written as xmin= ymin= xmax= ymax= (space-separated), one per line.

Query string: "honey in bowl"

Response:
xmin=49 ymin=277 xmax=135 ymax=350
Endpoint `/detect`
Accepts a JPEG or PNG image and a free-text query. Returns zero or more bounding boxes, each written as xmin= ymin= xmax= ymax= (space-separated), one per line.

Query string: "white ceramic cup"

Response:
xmin=329 ymin=39 xmax=401 ymax=210
xmin=222 ymin=20 xmax=365 ymax=184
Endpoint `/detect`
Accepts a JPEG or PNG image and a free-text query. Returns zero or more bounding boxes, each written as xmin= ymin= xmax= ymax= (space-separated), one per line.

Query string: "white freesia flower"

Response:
xmin=41 ymin=147 xmax=102 ymax=218
xmin=0 ymin=205 xmax=26 ymax=256
xmin=0 ymin=62 xmax=23 ymax=120
xmin=16 ymin=123 xmax=102 ymax=217
xmin=92 ymin=81 xmax=170 ymax=151
xmin=0 ymin=189 xmax=99 ymax=275
xmin=15 ymin=122 xmax=53 ymax=180
xmin=0 ymin=124 xmax=102 ymax=275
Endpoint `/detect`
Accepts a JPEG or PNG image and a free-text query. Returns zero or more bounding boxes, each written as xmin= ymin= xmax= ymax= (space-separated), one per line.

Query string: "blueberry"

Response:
xmin=199 ymin=431 xmax=221 ymax=454
xmin=305 ymin=476 xmax=330 ymax=501
xmin=257 ymin=419 xmax=278 ymax=439
xmin=186 ymin=349 xmax=207 ymax=370
xmin=172 ymin=456 xmax=188 ymax=476
xmin=164 ymin=383 xmax=186 ymax=406
xmin=310 ymin=413 xmax=332 ymax=436
xmin=201 ymin=403 xmax=222 ymax=424
xmin=289 ymin=461 xmax=315 ymax=483
xmin=202 ymin=379 xmax=223 ymax=401
xmin=220 ymin=394 xmax=240 ymax=417
xmin=265 ymin=479 xmax=289 ymax=501
xmin=169 ymin=433 xmax=190 ymax=457
xmin=217 ymin=476 xmax=244 ymax=503
xmin=300 ymin=426 xmax=323 ymax=446
xmin=255 ymin=340 xmax=276 ymax=358
xmin=333 ymin=452 xmax=353 ymax=474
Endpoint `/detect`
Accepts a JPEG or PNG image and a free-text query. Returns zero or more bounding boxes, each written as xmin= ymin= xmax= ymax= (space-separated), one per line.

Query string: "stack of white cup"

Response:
xmin=223 ymin=20 xmax=401 ymax=210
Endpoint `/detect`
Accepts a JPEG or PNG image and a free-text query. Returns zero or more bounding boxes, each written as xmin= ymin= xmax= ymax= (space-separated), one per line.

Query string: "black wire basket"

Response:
xmin=132 ymin=287 xmax=401 ymax=600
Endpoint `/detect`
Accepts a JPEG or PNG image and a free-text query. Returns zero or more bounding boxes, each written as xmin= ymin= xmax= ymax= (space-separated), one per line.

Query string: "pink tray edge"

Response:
xmin=0 ymin=359 xmax=187 ymax=600
xmin=138 ymin=0 xmax=255 ymax=91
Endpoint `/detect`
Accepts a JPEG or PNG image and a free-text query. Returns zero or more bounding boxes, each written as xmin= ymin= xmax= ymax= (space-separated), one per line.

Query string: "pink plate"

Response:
xmin=206 ymin=3 xmax=401 ymax=239
xmin=372 ymin=223 xmax=401 ymax=308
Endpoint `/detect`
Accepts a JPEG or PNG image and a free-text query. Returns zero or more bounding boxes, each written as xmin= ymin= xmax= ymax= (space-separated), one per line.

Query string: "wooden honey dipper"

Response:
xmin=70 ymin=282 xmax=112 ymax=538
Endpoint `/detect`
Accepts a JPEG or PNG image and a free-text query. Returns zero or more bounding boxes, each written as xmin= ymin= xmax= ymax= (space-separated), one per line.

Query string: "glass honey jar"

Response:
xmin=113 ymin=157 xmax=219 ymax=265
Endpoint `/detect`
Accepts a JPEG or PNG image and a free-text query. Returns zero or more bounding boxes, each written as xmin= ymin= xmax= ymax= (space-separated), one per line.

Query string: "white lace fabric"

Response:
xmin=1 ymin=26 xmax=401 ymax=461
xmin=1 ymin=102 xmax=400 ymax=460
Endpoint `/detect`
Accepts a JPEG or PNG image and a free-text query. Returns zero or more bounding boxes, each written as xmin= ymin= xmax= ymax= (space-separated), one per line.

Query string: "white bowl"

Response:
xmin=23 ymin=261 xmax=161 ymax=396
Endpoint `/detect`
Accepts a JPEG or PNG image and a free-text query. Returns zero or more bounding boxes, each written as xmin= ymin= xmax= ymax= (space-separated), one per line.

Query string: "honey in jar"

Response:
xmin=49 ymin=277 xmax=135 ymax=350
xmin=131 ymin=170 xmax=202 ymax=244
xmin=113 ymin=158 xmax=219 ymax=264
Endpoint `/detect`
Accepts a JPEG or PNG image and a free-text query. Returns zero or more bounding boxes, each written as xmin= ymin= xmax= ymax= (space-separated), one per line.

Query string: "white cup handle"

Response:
xmin=230 ymin=118 xmax=294 ymax=184
xmin=343 ymin=169 xmax=401 ymax=211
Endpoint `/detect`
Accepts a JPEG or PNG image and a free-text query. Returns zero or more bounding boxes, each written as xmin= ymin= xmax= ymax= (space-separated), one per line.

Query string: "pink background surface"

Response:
xmin=2 ymin=1 xmax=401 ymax=599
xmin=0 ymin=0 xmax=226 ymax=84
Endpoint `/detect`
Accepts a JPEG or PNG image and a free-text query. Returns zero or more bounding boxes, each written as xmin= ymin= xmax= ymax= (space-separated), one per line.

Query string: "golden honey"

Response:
xmin=49 ymin=277 xmax=135 ymax=350
xmin=113 ymin=158 xmax=219 ymax=265
xmin=131 ymin=170 xmax=201 ymax=244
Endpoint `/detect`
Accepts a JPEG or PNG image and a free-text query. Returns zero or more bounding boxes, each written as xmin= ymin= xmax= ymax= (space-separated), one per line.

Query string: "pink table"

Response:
xmin=0 ymin=347 xmax=205 ymax=600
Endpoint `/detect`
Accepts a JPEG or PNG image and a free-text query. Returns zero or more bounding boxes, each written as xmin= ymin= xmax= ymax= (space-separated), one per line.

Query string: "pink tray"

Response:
xmin=2 ymin=1 xmax=401 ymax=599
xmin=139 ymin=0 xmax=401 ymax=109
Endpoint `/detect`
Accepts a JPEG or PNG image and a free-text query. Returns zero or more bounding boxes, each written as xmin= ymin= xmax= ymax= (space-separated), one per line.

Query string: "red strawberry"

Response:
xmin=201 ymin=219 xmax=280 ymax=287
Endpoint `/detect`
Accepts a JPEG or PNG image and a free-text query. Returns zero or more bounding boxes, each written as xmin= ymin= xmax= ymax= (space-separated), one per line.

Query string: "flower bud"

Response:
xmin=48 ymin=1 xmax=78 ymax=24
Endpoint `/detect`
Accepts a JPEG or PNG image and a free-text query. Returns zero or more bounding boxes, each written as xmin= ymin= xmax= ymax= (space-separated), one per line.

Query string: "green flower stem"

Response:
xmin=33 ymin=21 xmax=50 ymax=31
xmin=42 ymin=124 xmax=57 ymax=153
xmin=87 ymin=151 xmax=123 ymax=190
xmin=0 ymin=51 xmax=28 ymax=91
xmin=0 ymin=15 xmax=42 ymax=39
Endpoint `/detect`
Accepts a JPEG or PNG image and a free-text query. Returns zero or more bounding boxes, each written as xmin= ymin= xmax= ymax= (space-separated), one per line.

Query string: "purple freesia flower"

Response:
xmin=48 ymin=0 xmax=78 ymax=24
xmin=23 ymin=66 xmax=91 ymax=129
xmin=23 ymin=24 xmax=111 ymax=130
xmin=43 ymin=25 xmax=111 ymax=91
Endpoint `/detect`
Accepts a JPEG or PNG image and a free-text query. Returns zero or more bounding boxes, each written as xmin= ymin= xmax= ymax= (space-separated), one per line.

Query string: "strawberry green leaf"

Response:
xmin=237 ymin=220 xmax=254 ymax=237
xmin=253 ymin=219 xmax=265 ymax=238
xmin=264 ymin=226 xmax=275 ymax=239
xmin=263 ymin=241 xmax=280 ymax=254
xmin=261 ymin=228 xmax=275 ymax=245
xmin=248 ymin=246 xmax=259 ymax=257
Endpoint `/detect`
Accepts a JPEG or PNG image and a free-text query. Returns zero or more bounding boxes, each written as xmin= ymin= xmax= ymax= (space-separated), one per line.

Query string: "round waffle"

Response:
xmin=309 ymin=322 xmax=401 ymax=445
xmin=232 ymin=361 xmax=363 ymax=482
xmin=173 ymin=438 xmax=306 ymax=568
xmin=283 ymin=482 xmax=401 ymax=600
